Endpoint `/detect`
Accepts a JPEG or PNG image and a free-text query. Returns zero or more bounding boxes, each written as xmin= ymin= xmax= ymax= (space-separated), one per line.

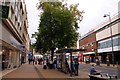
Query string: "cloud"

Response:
xmin=26 ymin=0 xmax=120 ymax=40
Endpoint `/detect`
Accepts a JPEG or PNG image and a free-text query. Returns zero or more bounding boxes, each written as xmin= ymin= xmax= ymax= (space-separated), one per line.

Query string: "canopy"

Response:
xmin=83 ymin=52 xmax=95 ymax=55
xmin=56 ymin=48 xmax=85 ymax=53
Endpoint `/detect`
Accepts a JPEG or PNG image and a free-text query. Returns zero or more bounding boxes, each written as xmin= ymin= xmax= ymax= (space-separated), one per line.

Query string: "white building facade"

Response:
xmin=96 ymin=14 xmax=120 ymax=64
xmin=0 ymin=0 xmax=30 ymax=70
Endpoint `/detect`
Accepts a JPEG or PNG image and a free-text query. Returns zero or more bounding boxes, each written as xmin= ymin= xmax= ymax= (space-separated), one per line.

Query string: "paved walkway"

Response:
xmin=35 ymin=65 xmax=89 ymax=78
xmin=1 ymin=62 xmax=118 ymax=80
xmin=2 ymin=63 xmax=89 ymax=80
xmin=2 ymin=64 xmax=39 ymax=78
xmin=81 ymin=62 xmax=118 ymax=68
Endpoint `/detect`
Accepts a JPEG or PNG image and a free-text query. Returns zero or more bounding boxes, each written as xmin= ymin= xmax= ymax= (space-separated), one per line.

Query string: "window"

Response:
xmin=18 ymin=15 xmax=20 ymax=23
xmin=15 ymin=5 xmax=18 ymax=17
xmin=4 ymin=2 xmax=10 ymax=6
xmin=11 ymin=2 xmax=15 ymax=10
xmin=108 ymin=40 xmax=112 ymax=47
xmin=118 ymin=37 xmax=120 ymax=46
xmin=113 ymin=37 xmax=119 ymax=46
xmin=98 ymin=40 xmax=112 ymax=49
xmin=20 ymin=27 xmax=22 ymax=31
xmin=98 ymin=43 xmax=100 ymax=49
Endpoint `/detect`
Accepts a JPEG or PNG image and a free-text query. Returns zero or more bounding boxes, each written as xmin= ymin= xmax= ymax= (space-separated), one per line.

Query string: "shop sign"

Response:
xmin=0 ymin=5 xmax=9 ymax=19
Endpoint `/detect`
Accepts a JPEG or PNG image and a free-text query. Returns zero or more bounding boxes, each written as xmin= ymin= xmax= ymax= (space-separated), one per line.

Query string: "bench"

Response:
xmin=89 ymin=73 xmax=117 ymax=80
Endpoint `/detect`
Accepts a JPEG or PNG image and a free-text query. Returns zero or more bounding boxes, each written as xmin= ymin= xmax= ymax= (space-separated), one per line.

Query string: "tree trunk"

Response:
xmin=51 ymin=48 xmax=54 ymax=61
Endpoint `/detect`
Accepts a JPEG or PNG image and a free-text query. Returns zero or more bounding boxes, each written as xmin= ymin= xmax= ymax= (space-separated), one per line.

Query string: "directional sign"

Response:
xmin=0 ymin=5 xmax=9 ymax=19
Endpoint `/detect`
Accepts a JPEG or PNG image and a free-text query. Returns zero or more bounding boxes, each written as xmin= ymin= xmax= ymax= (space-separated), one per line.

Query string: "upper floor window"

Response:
xmin=98 ymin=36 xmax=120 ymax=49
xmin=15 ymin=5 xmax=18 ymax=17
xmin=11 ymin=2 xmax=15 ymax=10
xmin=113 ymin=37 xmax=120 ymax=46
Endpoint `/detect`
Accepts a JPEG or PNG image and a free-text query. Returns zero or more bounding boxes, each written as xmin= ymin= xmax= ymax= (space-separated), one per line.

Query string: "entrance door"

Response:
xmin=2 ymin=47 xmax=9 ymax=70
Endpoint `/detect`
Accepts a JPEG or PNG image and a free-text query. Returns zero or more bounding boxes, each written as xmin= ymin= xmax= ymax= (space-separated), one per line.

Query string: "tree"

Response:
xmin=32 ymin=1 xmax=83 ymax=61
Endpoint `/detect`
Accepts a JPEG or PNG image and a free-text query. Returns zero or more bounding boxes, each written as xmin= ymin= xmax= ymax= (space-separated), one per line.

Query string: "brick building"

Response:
xmin=79 ymin=29 xmax=97 ymax=63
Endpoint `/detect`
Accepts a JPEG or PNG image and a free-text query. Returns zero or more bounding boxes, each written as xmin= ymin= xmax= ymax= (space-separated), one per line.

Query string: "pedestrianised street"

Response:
xmin=1 ymin=0 xmax=120 ymax=80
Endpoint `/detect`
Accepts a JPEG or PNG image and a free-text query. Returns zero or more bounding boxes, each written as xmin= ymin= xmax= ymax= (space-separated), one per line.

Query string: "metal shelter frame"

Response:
xmin=56 ymin=48 xmax=85 ymax=76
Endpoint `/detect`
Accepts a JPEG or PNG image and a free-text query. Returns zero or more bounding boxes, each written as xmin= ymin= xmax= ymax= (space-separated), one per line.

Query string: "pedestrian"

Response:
xmin=57 ymin=59 xmax=62 ymax=70
xmin=40 ymin=58 xmax=43 ymax=65
xmin=34 ymin=56 xmax=38 ymax=65
xmin=46 ymin=58 xmax=49 ymax=68
xmin=74 ymin=59 xmax=79 ymax=76
xmin=65 ymin=59 xmax=70 ymax=73
xmin=53 ymin=59 xmax=57 ymax=69
xmin=38 ymin=57 xmax=40 ymax=65
xmin=43 ymin=60 xmax=47 ymax=69
xmin=70 ymin=61 xmax=75 ymax=76
xmin=28 ymin=52 xmax=33 ymax=64
xmin=49 ymin=60 xmax=53 ymax=69
xmin=32 ymin=56 xmax=35 ymax=65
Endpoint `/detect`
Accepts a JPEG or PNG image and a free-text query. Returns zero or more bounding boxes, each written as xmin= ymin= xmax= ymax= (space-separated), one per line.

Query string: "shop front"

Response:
xmin=83 ymin=52 xmax=95 ymax=63
xmin=78 ymin=53 xmax=83 ymax=62
xmin=2 ymin=41 xmax=21 ymax=70
xmin=2 ymin=46 xmax=10 ymax=70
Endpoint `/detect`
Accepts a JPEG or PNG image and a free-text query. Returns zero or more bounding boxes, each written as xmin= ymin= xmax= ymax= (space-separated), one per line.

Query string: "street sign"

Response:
xmin=0 ymin=5 xmax=9 ymax=19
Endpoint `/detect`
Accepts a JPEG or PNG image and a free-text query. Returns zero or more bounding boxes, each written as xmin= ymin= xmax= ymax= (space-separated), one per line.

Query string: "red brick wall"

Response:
xmin=79 ymin=32 xmax=97 ymax=52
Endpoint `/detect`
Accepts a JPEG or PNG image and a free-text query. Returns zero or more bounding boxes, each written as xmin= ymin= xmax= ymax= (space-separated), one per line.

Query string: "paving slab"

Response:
xmin=2 ymin=63 xmax=90 ymax=80
xmin=2 ymin=64 xmax=39 ymax=78
xmin=35 ymin=65 xmax=89 ymax=79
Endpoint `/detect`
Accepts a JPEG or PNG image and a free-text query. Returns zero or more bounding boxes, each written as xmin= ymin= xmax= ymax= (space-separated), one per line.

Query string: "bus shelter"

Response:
xmin=56 ymin=48 xmax=85 ymax=76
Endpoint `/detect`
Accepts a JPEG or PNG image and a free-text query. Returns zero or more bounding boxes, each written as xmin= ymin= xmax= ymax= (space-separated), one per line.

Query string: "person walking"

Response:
xmin=28 ymin=52 xmax=33 ymax=64
xmin=74 ymin=59 xmax=79 ymax=76
xmin=43 ymin=60 xmax=47 ymax=69
xmin=53 ymin=59 xmax=57 ymax=69
xmin=65 ymin=59 xmax=70 ymax=73
xmin=70 ymin=61 xmax=75 ymax=76
xmin=32 ymin=56 xmax=35 ymax=65
xmin=49 ymin=60 xmax=53 ymax=69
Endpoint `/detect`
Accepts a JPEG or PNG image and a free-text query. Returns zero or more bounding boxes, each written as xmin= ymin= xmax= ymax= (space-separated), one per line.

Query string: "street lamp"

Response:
xmin=103 ymin=12 xmax=115 ymax=66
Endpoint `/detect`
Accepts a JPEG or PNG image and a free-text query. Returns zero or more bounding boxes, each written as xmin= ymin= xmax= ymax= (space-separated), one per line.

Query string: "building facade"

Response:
xmin=0 ymin=0 xmax=30 ymax=70
xmin=96 ymin=13 xmax=120 ymax=64
xmin=79 ymin=13 xmax=120 ymax=65
xmin=79 ymin=30 xmax=97 ymax=63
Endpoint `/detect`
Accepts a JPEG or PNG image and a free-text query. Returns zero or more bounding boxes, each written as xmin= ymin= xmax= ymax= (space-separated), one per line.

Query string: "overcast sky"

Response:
xmin=25 ymin=0 xmax=120 ymax=43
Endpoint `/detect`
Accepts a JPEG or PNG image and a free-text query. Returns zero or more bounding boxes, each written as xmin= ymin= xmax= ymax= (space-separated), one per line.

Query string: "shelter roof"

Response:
xmin=56 ymin=48 xmax=85 ymax=53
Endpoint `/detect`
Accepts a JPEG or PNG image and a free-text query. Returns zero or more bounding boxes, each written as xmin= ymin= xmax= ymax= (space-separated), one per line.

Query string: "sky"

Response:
xmin=25 ymin=0 xmax=120 ymax=43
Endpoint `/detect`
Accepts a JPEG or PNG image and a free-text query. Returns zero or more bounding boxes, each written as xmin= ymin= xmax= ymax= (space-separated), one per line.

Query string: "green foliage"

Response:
xmin=32 ymin=2 xmax=83 ymax=53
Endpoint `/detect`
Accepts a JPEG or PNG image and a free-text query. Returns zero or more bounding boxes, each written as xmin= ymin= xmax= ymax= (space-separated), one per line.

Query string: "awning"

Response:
xmin=83 ymin=52 xmax=95 ymax=55
xmin=56 ymin=48 xmax=85 ymax=53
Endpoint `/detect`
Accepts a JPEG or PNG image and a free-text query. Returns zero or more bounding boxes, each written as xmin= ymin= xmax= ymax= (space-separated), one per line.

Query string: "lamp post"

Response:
xmin=103 ymin=12 xmax=115 ymax=66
